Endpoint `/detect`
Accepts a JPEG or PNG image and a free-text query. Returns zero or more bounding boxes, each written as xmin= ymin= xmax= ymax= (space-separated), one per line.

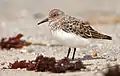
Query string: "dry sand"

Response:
xmin=0 ymin=0 xmax=120 ymax=76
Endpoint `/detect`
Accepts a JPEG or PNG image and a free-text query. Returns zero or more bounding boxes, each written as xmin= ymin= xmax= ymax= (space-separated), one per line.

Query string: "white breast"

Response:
xmin=51 ymin=29 xmax=90 ymax=48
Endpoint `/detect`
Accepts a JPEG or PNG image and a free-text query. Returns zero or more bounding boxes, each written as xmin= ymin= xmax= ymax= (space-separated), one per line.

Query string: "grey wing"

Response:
xmin=61 ymin=17 xmax=112 ymax=40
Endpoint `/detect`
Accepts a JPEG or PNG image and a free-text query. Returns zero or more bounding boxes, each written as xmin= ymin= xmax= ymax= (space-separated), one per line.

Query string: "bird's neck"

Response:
xmin=48 ymin=15 xmax=68 ymax=31
xmin=48 ymin=20 xmax=60 ymax=31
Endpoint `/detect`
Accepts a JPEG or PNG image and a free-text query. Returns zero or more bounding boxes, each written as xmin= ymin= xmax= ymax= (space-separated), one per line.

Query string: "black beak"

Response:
xmin=37 ymin=18 xmax=49 ymax=25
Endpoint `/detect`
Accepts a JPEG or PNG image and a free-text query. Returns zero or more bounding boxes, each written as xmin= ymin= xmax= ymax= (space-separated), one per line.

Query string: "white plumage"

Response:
xmin=51 ymin=29 xmax=90 ymax=48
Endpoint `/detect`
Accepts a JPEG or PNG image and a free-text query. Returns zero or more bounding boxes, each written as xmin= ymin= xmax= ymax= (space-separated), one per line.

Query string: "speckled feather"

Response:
xmin=50 ymin=15 xmax=112 ymax=40
xmin=39 ymin=9 xmax=112 ymax=40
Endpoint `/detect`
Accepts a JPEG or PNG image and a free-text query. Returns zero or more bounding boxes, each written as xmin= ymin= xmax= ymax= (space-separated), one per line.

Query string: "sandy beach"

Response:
xmin=0 ymin=0 xmax=120 ymax=76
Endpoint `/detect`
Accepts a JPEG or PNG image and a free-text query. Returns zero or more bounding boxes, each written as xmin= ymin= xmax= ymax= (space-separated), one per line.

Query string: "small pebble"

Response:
xmin=91 ymin=51 xmax=97 ymax=57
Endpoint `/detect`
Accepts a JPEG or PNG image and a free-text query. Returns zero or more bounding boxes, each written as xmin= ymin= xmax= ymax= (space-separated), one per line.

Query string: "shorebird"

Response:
xmin=37 ymin=9 xmax=112 ymax=60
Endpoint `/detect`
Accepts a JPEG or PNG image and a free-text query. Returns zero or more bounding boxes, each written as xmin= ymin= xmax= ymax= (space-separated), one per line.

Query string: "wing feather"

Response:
xmin=60 ymin=16 xmax=112 ymax=40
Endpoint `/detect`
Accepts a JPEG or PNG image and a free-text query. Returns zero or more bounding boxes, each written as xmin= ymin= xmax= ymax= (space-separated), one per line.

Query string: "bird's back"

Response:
xmin=59 ymin=15 xmax=112 ymax=40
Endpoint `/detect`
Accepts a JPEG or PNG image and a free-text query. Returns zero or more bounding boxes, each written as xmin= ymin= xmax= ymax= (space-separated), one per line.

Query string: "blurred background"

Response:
xmin=1 ymin=1 xmax=120 ymax=75
xmin=0 ymin=0 xmax=120 ymax=44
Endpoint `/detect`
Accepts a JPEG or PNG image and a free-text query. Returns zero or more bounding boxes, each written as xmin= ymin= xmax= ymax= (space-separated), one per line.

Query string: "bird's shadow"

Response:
xmin=68 ymin=56 xmax=106 ymax=66
xmin=69 ymin=56 xmax=105 ymax=61
xmin=69 ymin=57 xmax=105 ymax=66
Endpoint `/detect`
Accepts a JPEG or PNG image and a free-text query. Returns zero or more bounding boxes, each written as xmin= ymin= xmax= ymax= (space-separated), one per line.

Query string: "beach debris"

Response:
xmin=0 ymin=33 xmax=32 ymax=50
xmin=8 ymin=55 xmax=86 ymax=73
xmin=103 ymin=65 xmax=120 ymax=76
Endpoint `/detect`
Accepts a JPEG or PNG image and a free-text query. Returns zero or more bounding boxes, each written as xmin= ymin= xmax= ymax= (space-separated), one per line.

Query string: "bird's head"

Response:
xmin=37 ymin=9 xmax=65 ymax=25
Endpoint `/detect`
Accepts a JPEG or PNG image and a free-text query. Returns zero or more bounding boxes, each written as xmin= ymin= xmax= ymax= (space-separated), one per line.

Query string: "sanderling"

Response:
xmin=37 ymin=9 xmax=112 ymax=60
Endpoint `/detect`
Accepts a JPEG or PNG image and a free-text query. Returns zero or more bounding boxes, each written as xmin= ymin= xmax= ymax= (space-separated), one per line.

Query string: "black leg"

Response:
xmin=72 ymin=48 xmax=76 ymax=60
xmin=67 ymin=48 xmax=71 ymax=58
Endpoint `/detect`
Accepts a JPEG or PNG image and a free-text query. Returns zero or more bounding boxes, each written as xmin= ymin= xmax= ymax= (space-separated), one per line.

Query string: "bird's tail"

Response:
xmin=103 ymin=35 xmax=112 ymax=40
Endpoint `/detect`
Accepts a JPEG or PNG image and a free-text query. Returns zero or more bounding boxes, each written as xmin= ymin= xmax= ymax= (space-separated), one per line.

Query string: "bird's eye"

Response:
xmin=53 ymin=14 xmax=56 ymax=17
